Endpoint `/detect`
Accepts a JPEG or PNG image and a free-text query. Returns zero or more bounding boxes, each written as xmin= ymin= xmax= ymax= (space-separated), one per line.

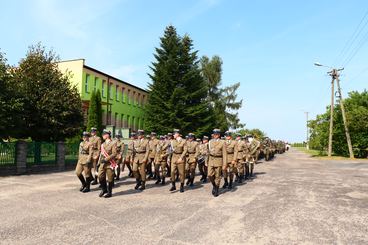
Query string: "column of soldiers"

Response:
xmin=75 ymin=128 xmax=269 ymax=198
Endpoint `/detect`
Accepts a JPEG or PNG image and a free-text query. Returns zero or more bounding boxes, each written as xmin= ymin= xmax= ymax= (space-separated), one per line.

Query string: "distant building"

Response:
xmin=57 ymin=59 xmax=147 ymax=132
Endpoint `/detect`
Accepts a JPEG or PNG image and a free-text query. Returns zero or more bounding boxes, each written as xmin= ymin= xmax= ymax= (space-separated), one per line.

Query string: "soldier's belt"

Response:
xmin=209 ymin=154 xmax=222 ymax=158
xmin=173 ymin=152 xmax=183 ymax=155
xmin=188 ymin=152 xmax=196 ymax=155
xmin=237 ymin=151 xmax=243 ymax=152
xmin=80 ymin=152 xmax=89 ymax=155
xmin=136 ymin=151 xmax=146 ymax=153
xmin=227 ymin=152 xmax=234 ymax=154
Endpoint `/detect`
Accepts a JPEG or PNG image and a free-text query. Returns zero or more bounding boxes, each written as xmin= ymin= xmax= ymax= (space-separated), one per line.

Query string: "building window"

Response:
xmin=115 ymin=113 xmax=118 ymax=127
xmin=127 ymin=89 xmax=131 ymax=104
xmin=132 ymin=116 xmax=135 ymax=130
xmin=85 ymin=74 xmax=90 ymax=93
xmin=127 ymin=115 xmax=130 ymax=128
xmin=94 ymin=77 xmax=98 ymax=92
xmin=121 ymin=87 xmax=125 ymax=103
xmin=133 ymin=91 xmax=136 ymax=106
xmin=108 ymin=83 xmax=112 ymax=99
xmin=137 ymin=93 xmax=141 ymax=107
xmin=102 ymin=80 xmax=106 ymax=97
xmin=141 ymin=95 xmax=145 ymax=107
xmin=115 ymin=85 xmax=119 ymax=101
xmin=121 ymin=114 xmax=124 ymax=128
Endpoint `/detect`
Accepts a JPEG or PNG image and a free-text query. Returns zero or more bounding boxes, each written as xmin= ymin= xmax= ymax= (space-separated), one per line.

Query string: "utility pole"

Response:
xmin=328 ymin=71 xmax=335 ymax=157
xmin=336 ymin=76 xmax=354 ymax=159
xmin=304 ymin=111 xmax=309 ymax=150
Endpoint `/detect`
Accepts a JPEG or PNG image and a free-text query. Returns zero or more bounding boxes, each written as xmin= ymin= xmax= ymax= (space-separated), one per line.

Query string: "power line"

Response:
xmin=342 ymin=28 xmax=368 ymax=67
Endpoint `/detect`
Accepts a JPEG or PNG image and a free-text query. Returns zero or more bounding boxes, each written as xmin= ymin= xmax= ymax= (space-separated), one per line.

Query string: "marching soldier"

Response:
xmin=235 ymin=133 xmax=246 ymax=183
xmin=197 ymin=136 xmax=209 ymax=183
xmin=76 ymin=132 xmax=93 ymax=193
xmin=166 ymin=133 xmax=173 ymax=177
xmin=169 ymin=129 xmax=187 ymax=193
xmin=114 ymin=133 xmax=125 ymax=181
xmin=98 ymin=130 xmax=117 ymax=198
xmin=148 ymin=132 xmax=159 ymax=179
xmin=223 ymin=131 xmax=237 ymax=189
xmin=90 ymin=127 xmax=101 ymax=185
xmin=208 ymin=129 xmax=227 ymax=197
xmin=245 ymin=135 xmax=261 ymax=178
xmin=154 ymin=135 xmax=170 ymax=185
xmin=133 ymin=130 xmax=149 ymax=190
xmin=123 ymin=132 xmax=136 ymax=177
xmin=185 ymin=133 xmax=199 ymax=187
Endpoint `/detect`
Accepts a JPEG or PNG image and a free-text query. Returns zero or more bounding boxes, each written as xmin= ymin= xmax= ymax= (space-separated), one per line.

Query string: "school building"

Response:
xmin=57 ymin=59 xmax=147 ymax=133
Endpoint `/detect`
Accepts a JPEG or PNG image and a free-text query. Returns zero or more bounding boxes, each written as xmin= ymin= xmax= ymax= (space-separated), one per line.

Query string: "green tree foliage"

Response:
xmin=237 ymin=128 xmax=266 ymax=139
xmin=200 ymin=55 xmax=243 ymax=131
xmin=145 ymin=25 xmax=212 ymax=136
xmin=87 ymin=89 xmax=103 ymax=135
xmin=0 ymin=51 xmax=24 ymax=140
xmin=14 ymin=43 xmax=83 ymax=141
xmin=309 ymin=90 xmax=368 ymax=158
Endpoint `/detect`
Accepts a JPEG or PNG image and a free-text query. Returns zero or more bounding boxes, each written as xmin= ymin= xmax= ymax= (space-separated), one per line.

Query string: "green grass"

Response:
xmin=293 ymin=147 xmax=326 ymax=157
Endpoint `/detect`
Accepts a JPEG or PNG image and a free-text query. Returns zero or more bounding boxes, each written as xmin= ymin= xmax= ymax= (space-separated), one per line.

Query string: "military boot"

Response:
xmin=222 ymin=178 xmax=229 ymax=189
xmin=209 ymin=176 xmax=216 ymax=195
xmin=155 ymin=177 xmax=161 ymax=185
xmin=250 ymin=165 xmax=254 ymax=177
xmin=139 ymin=181 xmax=146 ymax=190
xmin=134 ymin=179 xmax=141 ymax=190
xmin=91 ymin=175 xmax=98 ymax=185
xmin=186 ymin=178 xmax=191 ymax=186
xmin=180 ymin=183 xmax=184 ymax=193
xmin=104 ymin=182 xmax=113 ymax=198
xmin=228 ymin=176 xmax=233 ymax=189
xmin=213 ymin=185 xmax=219 ymax=197
xmin=169 ymin=182 xmax=176 ymax=191
xmin=189 ymin=178 xmax=194 ymax=187
xmin=161 ymin=177 xmax=166 ymax=185
xmin=238 ymin=174 xmax=243 ymax=183
xmin=82 ymin=177 xmax=92 ymax=193
xmin=78 ymin=175 xmax=86 ymax=192
xmin=99 ymin=180 xmax=107 ymax=197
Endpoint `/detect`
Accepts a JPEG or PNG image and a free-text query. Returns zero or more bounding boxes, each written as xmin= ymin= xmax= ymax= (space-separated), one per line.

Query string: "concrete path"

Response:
xmin=0 ymin=149 xmax=367 ymax=244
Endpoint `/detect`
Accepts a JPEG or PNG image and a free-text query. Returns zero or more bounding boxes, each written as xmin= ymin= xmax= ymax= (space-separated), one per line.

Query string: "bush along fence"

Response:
xmin=0 ymin=141 xmax=80 ymax=176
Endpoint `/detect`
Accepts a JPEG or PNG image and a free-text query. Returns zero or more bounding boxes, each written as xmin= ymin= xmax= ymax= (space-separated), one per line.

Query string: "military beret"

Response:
xmin=203 ymin=136 xmax=209 ymax=140
xmin=90 ymin=127 xmax=97 ymax=132
xmin=102 ymin=129 xmax=111 ymax=135
xmin=213 ymin=129 xmax=221 ymax=134
xmin=224 ymin=131 xmax=232 ymax=136
xmin=188 ymin=133 xmax=195 ymax=138
xmin=82 ymin=131 xmax=90 ymax=137
xmin=137 ymin=129 xmax=145 ymax=135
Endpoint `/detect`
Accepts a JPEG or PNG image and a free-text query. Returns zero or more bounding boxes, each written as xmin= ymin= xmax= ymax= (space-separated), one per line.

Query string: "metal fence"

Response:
xmin=26 ymin=142 xmax=57 ymax=166
xmin=0 ymin=142 xmax=16 ymax=167
xmin=65 ymin=143 xmax=80 ymax=165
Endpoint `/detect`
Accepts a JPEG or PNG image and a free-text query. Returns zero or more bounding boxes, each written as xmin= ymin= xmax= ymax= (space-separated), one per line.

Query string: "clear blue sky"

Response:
xmin=1 ymin=0 xmax=367 ymax=142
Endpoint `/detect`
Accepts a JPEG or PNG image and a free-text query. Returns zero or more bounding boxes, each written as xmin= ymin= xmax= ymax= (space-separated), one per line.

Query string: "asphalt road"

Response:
xmin=0 ymin=149 xmax=367 ymax=245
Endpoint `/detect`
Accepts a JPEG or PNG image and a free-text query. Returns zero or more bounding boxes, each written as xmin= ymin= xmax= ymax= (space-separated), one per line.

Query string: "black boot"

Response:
xmin=238 ymin=174 xmax=243 ymax=183
xmin=155 ymin=178 xmax=161 ymax=185
xmin=104 ymin=182 xmax=112 ymax=198
xmin=99 ymin=180 xmax=107 ymax=197
xmin=202 ymin=175 xmax=207 ymax=183
xmin=78 ymin=175 xmax=86 ymax=192
xmin=82 ymin=177 xmax=91 ymax=193
xmin=169 ymin=182 xmax=176 ymax=191
xmin=222 ymin=178 xmax=229 ymax=189
xmin=91 ymin=175 xmax=98 ymax=185
xmin=189 ymin=178 xmax=194 ymax=187
xmin=139 ymin=181 xmax=146 ymax=190
xmin=161 ymin=177 xmax=166 ymax=185
xmin=186 ymin=178 xmax=191 ymax=186
xmin=228 ymin=176 xmax=233 ymax=189
xmin=180 ymin=183 xmax=184 ymax=193
xmin=209 ymin=176 xmax=216 ymax=195
xmin=134 ymin=179 xmax=141 ymax=190
xmin=235 ymin=174 xmax=239 ymax=182
xmin=213 ymin=185 xmax=219 ymax=197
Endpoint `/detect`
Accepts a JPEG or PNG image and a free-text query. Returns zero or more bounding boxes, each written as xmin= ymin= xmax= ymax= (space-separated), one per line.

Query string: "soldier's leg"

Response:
xmin=249 ymin=160 xmax=254 ymax=177
xmin=98 ymin=164 xmax=108 ymax=197
xmin=198 ymin=162 xmax=204 ymax=181
xmin=189 ymin=162 xmax=196 ymax=186
xmin=160 ymin=161 xmax=167 ymax=185
xmin=115 ymin=159 xmax=121 ymax=180
xmin=133 ymin=160 xmax=141 ymax=190
xmin=178 ymin=163 xmax=185 ymax=192
xmin=75 ymin=163 xmax=86 ymax=191
xmin=104 ymin=166 xmax=114 ymax=198
xmin=236 ymin=160 xmax=244 ymax=183
xmin=170 ymin=162 xmax=177 ymax=191
xmin=245 ymin=161 xmax=250 ymax=179
xmin=91 ymin=159 xmax=98 ymax=185
xmin=82 ymin=164 xmax=92 ymax=193
xmin=228 ymin=163 xmax=234 ymax=189
xmin=214 ymin=166 xmax=222 ymax=197
xmin=222 ymin=163 xmax=229 ymax=189
xmin=139 ymin=162 xmax=147 ymax=190
xmin=154 ymin=163 xmax=161 ymax=184
xmin=207 ymin=165 xmax=217 ymax=195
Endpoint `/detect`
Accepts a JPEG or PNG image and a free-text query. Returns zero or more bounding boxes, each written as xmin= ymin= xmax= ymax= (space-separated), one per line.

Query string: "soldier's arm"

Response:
xmin=106 ymin=143 xmax=117 ymax=161
xmin=143 ymin=140 xmax=150 ymax=162
xmin=87 ymin=143 xmax=93 ymax=163
xmin=180 ymin=142 xmax=188 ymax=160
xmin=97 ymin=138 xmax=102 ymax=153
xmin=234 ymin=142 xmax=238 ymax=160
xmin=222 ymin=142 xmax=227 ymax=167
xmin=194 ymin=143 xmax=199 ymax=159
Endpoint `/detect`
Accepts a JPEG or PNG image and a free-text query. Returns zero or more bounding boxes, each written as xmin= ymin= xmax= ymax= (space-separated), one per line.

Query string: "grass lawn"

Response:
xmin=293 ymin=147 xmax=368 ymax=161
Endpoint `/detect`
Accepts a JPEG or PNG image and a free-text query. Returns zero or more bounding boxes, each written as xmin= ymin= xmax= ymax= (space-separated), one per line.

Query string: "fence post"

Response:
xmin=16 ymin=141 xmax=27 ymax=174
xmin=56 ymin=141 xmax=65 ymax=171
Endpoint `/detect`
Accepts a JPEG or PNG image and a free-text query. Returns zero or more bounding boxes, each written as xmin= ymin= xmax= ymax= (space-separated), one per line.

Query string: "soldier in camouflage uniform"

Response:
xmin=223 ymin=131 xmax=238 ymax=189
xmin=76 ymin=131 xmax=93 ymax=193
xmin=90 ymin=127 xmax=102 ymax=185
xmin=208 ymin=129 xmax=227 ymax=197
xmin=154 ymin=136 xmax=170 ymax=185
xmin=185 ymin=133 xmax=199 ymax=187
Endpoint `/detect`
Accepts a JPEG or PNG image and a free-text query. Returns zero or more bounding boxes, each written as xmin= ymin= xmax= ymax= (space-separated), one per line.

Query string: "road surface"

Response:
xmin=0 ymin=149 xmax=367 ymax=244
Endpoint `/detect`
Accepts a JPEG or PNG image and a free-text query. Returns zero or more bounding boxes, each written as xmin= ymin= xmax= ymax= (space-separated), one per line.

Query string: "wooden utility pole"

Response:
xmin=304 ymin=111 xmax=309 ymax=150
xmin=336 ymin=77 xmax=354 ymax=159
xmin=328 ymin=70 xmax=335 ymax=157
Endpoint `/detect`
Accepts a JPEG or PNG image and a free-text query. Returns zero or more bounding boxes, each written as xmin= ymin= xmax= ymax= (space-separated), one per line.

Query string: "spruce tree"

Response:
xmin=146 ymin=25 xmax=212 ymax=136
xmin=87 ymin=89 xmax=103 ymax=135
